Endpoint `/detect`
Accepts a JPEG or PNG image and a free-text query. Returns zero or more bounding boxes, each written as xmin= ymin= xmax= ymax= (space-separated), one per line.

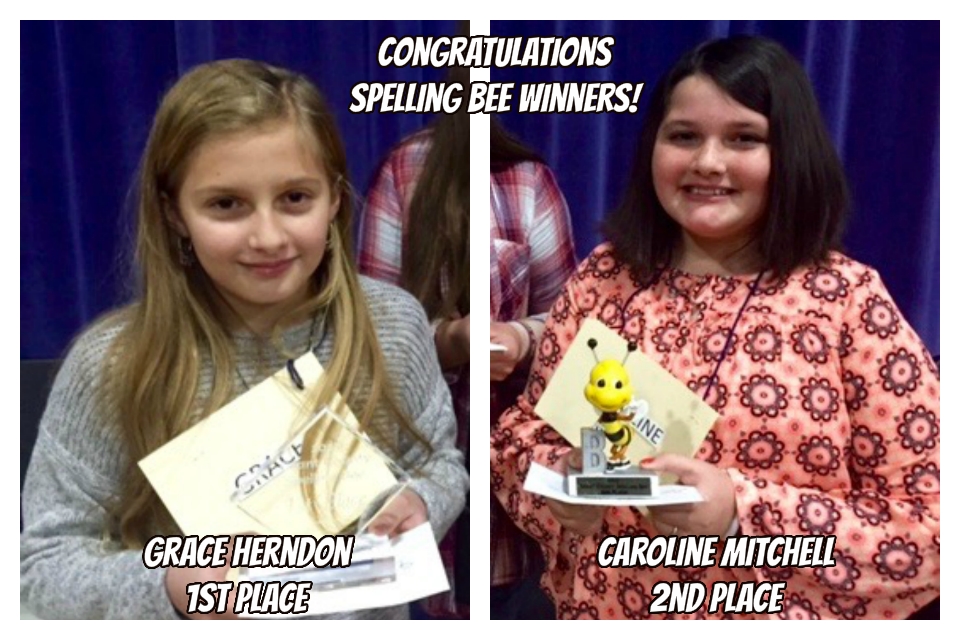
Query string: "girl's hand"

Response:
xmin=544 ymin=448 xmax=606 ymax=537
xmin=490 ymin=321 xmax=526 ymax=381
xmin=435 ymin=315 xmax=470 ymax=369
xmin=165 ymin=562 xmax=239 ymax=619
xmin=366 ymin=488 xmax=428 ymax=538
xmin=642 ymin=455 xmax=738 ymax=537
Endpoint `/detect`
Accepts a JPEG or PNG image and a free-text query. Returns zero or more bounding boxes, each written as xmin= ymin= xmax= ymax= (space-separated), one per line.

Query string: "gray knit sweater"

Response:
xmin=20 ymin=277 xmax=468 ymax=619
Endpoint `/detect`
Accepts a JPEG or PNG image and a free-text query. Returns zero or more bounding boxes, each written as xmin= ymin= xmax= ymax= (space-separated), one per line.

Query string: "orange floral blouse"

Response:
xmin=490 ymin=244 xmax=940 ymax=619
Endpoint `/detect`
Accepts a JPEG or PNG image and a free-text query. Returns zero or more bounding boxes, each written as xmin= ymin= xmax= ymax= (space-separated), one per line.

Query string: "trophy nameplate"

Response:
xmin=565 ymin=427 xmax=660 ymax=497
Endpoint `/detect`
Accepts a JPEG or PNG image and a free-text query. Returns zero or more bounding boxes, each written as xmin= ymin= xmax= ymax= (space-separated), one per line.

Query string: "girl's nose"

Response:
xmin=248 ymin=209 xmax=288 ymax=251
xmin=692 ymin=139 xmax=726 ymax=175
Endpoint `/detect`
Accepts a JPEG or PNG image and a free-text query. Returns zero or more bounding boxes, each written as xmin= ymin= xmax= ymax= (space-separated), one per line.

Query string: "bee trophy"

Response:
xmin=565 ymin=339 xmax=661 ymax=498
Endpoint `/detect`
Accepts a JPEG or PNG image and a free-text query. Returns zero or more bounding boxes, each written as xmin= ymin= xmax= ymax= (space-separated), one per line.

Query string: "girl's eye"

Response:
xmin=731 ymin=133 xmax=767 ymax=146
xmin=667 ymin=131 xmax=698 ymax=144
xmin=282 ymin=190 xmax=314 ymax=210
xmin=207 ymin=197 xmax=242 ymax=213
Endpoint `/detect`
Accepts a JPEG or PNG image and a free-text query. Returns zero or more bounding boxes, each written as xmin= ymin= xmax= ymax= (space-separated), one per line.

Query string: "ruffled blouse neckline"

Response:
xmin=654 ymin=266 xmax=767 ymax=298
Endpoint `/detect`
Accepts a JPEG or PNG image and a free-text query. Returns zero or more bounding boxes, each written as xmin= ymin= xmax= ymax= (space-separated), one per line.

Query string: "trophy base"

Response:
xmin=565 ymin=465 xmax=660 ymax=498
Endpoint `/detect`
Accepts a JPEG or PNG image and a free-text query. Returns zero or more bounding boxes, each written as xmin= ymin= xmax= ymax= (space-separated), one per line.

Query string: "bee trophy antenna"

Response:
xmin=587 ymin=338 xmax=601 ymax=364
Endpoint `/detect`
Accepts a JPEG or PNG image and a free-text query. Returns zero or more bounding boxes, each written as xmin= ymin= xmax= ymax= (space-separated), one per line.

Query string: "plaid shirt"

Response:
xmin=359 ymin=133 xmax=431 ymax=286
xmin=360 ymin=139 xmax=577 ymax=596
xmin=490 ymin=161 xmax=577 ymax=587
xmin=490 ymin=161 xmax=577 ymax=325
xmin=358 ymin=133 xmax=470 ymax=448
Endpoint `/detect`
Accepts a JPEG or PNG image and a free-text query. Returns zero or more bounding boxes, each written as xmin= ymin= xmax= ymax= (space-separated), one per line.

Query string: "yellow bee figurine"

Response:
xmin=584 ymin=338 xmax=640 ymax=469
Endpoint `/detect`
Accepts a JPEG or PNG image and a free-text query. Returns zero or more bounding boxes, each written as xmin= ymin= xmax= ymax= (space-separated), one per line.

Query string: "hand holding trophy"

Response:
xmin=530 ymin=319 xmax=716 ymax=507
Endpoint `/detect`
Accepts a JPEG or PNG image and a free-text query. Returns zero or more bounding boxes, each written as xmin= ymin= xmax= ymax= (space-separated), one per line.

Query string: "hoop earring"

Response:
xmin=178 ymin=236 xmax=196 ymax=267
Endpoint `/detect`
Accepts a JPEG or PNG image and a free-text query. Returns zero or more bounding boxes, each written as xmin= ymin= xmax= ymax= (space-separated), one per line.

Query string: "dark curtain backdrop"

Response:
xmin=493 ymin=20 xmax=940 ymax=357
xmin=21 ymin=20 xmax=455 ymax=359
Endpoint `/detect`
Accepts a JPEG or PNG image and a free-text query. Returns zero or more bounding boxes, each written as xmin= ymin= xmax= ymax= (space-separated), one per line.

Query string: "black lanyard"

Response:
xmin=700 ymin=270 xmax=764 ymax=403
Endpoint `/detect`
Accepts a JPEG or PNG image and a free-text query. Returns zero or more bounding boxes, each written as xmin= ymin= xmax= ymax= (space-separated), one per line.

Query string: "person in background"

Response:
xmin=489 ymin=118 xmax=577 ymax=618
xmin=358 ymin=67 xmax=470 ymax=619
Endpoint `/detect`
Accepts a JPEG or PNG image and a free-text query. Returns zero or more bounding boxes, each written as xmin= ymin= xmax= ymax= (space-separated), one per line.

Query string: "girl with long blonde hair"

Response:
xmin=20 ymin=59 xmax=467 ymax=619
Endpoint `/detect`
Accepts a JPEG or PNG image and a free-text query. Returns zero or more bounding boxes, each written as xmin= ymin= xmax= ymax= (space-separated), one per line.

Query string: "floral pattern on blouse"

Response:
xmin=491 ymin=244 xmax=939 ymax=619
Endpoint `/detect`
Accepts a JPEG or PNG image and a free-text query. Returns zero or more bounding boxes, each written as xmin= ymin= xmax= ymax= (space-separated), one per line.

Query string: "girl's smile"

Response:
xmin=242 ymin=258 xmax=297 ymax=279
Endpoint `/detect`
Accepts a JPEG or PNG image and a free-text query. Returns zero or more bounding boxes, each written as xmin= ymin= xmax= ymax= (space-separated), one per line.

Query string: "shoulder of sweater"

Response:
xmin=356 ymin=276 xmax=436 ymax=382
xmin=360 ymin=276 xmax=439 ymax=396
xmin=358 ymin=275 xmax=429 ymax=325
xmin=55 ymin=308 xmax=133 ymax=387
xmin=34 ymin=308 xmax=134 ymax=461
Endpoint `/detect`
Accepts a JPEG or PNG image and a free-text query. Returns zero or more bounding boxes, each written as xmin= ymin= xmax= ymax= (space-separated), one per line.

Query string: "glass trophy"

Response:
xmin=232 ymin=404 xmax=408 ymax=590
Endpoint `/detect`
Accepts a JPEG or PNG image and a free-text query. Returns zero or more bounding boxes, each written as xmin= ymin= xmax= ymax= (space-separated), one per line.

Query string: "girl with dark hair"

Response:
xmin=491 ymin=35 xmax=939 ymax=619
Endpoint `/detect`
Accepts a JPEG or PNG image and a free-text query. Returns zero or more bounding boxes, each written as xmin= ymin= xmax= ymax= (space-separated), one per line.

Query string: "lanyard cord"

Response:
xmin=700 ymin=270 xmax=765 ymax=403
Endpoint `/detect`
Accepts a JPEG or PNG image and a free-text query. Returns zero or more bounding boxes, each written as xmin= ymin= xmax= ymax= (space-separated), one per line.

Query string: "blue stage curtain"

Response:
xmin=21 ymin=20 xmax=453 ymax=359
xmin=492 ymin=20 xmax=939 ymax=356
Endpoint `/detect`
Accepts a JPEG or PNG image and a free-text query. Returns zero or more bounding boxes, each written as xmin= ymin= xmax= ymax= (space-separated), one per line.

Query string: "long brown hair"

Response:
xmin=102 ymin=59 xmax=426 ymax=546
xmin=398 ymin=65 xmax=470 ymax=320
